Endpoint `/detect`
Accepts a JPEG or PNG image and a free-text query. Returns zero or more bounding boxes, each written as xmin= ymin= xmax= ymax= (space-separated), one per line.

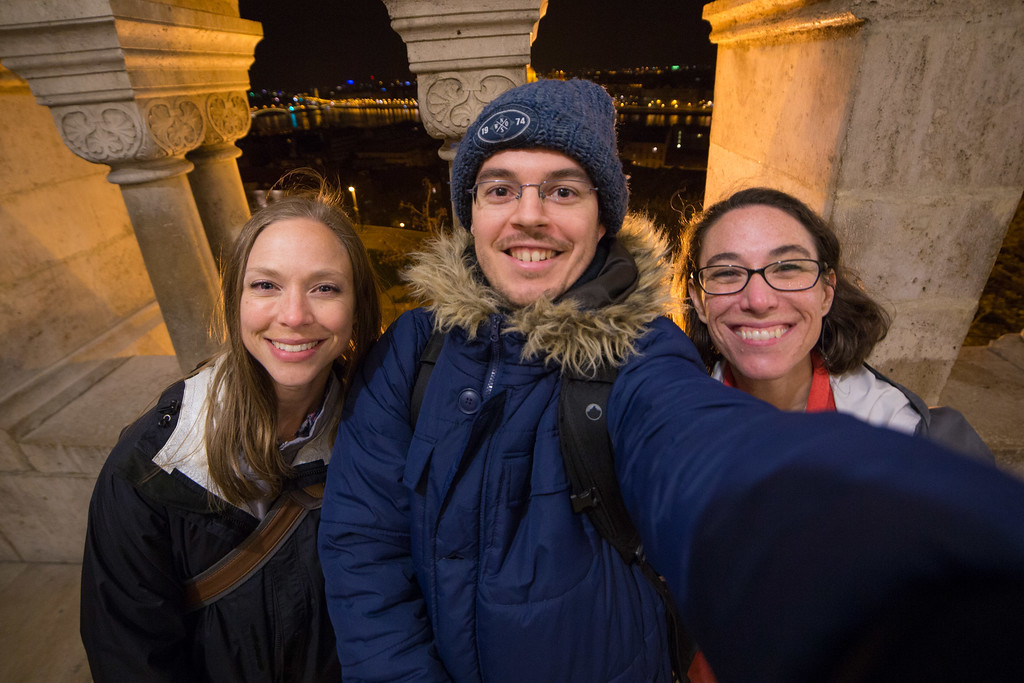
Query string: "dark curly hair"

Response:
xmin=676 ymin=187 xmax=890 ymax=375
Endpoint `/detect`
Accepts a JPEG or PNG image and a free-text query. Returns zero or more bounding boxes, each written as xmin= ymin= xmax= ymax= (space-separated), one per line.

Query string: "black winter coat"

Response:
xmin=80 ymin=366 xmax=340 ymax=682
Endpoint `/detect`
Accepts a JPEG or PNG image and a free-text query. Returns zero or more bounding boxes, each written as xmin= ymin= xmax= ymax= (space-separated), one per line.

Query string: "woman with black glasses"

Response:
xmin=676 ymin=187 xmax=990 ymax=459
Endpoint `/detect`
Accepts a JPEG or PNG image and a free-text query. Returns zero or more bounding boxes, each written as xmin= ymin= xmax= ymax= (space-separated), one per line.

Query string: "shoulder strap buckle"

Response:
xmin=570 ymin=487 xmax=601 ymax=513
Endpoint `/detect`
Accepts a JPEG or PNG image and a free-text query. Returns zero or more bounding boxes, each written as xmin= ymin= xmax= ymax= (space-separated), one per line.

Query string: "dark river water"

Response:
xmin=239 ymin=104 xmax=710 ymax=242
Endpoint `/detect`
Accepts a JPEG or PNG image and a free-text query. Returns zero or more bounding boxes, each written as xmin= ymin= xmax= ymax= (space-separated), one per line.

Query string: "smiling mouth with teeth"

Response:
xmin=271 ymin=340 xmax=319 ymax=352
xmin=508 ymin=248 xmax=556 ymax=263
xmin=736 ymin=326 xmax=788 ymax=341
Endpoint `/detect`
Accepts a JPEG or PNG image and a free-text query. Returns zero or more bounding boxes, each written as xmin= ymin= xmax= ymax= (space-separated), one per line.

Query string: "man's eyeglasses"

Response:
xmin=468 ymin=179 xmax=598 ymax=208
xmin=693 ymin=259 xmax=827 ymax=295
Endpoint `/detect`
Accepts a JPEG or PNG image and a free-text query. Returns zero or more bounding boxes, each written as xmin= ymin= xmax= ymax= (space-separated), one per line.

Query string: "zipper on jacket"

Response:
xmin=482 ymin=314 xmax=502 ymax=401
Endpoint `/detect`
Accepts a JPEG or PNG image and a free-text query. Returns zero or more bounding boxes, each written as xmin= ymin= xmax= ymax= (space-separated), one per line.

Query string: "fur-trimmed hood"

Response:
xmin=403 ymin=213 xmax=678 ymax=376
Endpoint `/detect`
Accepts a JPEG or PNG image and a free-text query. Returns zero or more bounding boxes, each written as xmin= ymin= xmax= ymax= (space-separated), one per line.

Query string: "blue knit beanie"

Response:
xmin=451 ymin=78 xmax=629 ymax=234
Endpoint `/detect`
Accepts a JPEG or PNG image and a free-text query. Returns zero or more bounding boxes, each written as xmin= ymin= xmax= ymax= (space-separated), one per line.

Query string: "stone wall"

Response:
xmin=703 ymin=0 xmax=1024 ymax=402
xmin=0 ymin=65 xmax=173 ymax=562
xmin=0 ymin=66 xmax=172 ymax=398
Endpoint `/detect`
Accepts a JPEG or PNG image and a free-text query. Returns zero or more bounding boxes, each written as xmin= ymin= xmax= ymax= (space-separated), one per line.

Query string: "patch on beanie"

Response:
xmin=476 ymin=107 xmax=534 ymax=144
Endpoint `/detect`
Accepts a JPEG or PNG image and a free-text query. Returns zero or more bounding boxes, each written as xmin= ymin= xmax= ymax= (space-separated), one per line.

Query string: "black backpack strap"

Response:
xmin=410 ymin=330 xmax=446 ymax=431
xmin=558 ymin=366 xmax=697 ymax=678
xmin=558 ymin=365 xmax=643 ymax=563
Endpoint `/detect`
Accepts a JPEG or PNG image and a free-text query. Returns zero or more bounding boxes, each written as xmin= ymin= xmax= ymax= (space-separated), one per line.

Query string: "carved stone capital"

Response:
xmin=382 ymin=0 xmax=542 ymax=159
xmin=419 ymin=71 xmax=520 ymax=143
xmin=56 ymin=102 xmax=147 ymax=164
xmin=52 ymin=95 xmax=208 ymax=182
xmin=202 ymin=90 xmax=251 ymax=145
xmin=144 ymin=96 xmax=205 ymax=156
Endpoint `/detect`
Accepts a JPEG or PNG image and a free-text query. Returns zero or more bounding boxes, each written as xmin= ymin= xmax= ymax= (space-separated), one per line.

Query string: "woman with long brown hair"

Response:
xmin=80 ymin=174 xmax=381 ymax=681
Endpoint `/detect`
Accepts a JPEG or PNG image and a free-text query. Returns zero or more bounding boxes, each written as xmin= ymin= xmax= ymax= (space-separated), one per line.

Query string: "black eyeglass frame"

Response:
xmin=466 ymin=179 xmax=599 ymax=205
xmin=692 ymin=259 xmax=829 ymax=296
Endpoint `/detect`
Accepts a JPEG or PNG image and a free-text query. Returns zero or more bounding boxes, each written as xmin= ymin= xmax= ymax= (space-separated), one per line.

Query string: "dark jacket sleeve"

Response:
xmin=318 ymin=311 xmax=452 ymax=682
xmin=80 ymin=430 xmax=198 ymax=682
xmin=917 ymin=405 xmax=995 ymax=461
xmin=610 ymin=319 xmax=1024 ymax=681
xmin=864 ymin=363 xmax=994 ymax=461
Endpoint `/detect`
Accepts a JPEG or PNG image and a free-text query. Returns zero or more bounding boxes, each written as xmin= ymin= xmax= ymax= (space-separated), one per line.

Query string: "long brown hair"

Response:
xmin=676 ymin=187 xmax=890 ymax=375
xmin=205 ymin=173 xmax=382 ymax=506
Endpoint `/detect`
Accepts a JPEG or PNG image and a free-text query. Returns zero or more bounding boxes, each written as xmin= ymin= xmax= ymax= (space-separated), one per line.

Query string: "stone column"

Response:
xmin=381 ymin=0 xmax=548 ymax=226
xmin=0 ymin=0 xmax=262 ymax=372
xmin=53 ymin=98 xmax=222 ymax=371
xmin=702 ymin=0 xmax=1024 ymax=401
xmin=187 ymin=91 xmax=253 ymax=269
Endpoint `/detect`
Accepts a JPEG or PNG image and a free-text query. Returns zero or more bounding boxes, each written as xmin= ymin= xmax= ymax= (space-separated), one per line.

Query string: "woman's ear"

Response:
xmin=688 ymin=281 xmax=709 ymax=323
xmin=822 ymin=269 xmax=837 ymax=315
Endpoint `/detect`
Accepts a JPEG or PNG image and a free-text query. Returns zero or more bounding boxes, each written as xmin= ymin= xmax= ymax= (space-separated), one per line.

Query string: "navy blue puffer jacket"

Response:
xmin=320 ymin=218 xmax=1024 ymax=682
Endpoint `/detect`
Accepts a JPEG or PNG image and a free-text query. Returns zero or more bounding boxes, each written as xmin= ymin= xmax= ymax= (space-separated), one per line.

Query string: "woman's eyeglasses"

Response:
xmin=693 ymin=259 xmax=826 ymax=295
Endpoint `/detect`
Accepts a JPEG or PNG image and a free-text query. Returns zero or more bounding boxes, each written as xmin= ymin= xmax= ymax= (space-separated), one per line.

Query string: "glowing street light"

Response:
xmin=348 ymin=185 xmax=362 ymax=226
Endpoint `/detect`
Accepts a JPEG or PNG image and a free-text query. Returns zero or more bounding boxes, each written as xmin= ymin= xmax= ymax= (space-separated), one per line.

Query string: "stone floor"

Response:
xmin=0 ymin=562 xmax=90 ymax=682
xmin=938 ymin=331 xmax=1024 ymax=477
xmin=2 ymin=332 xmax=1022 ymax=680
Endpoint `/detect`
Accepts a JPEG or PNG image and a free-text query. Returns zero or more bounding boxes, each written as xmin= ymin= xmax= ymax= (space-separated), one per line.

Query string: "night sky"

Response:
xmin=238 ymin=0 xmax=716 ymax=91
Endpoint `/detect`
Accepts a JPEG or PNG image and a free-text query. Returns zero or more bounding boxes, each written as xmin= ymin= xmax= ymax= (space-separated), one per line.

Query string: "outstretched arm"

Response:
xmin=610 ymin=319 xmax=1024 ymax=681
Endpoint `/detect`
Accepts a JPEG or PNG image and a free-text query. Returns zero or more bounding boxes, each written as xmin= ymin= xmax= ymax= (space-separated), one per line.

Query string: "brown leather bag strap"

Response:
xmin=183 ymin=483 xmax=324 ymax=611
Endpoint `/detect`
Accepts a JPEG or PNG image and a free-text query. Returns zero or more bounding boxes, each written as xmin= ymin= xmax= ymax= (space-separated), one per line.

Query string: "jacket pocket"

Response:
xmin=502 ymin=452 xmax=531 ymax=510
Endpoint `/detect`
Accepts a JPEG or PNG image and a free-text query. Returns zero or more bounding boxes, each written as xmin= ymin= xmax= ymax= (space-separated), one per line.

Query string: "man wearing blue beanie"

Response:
xmin=321 ymin=78 xmax=1024 ymax=681
xmin=450 ymin=78 xmax=630 ymax=237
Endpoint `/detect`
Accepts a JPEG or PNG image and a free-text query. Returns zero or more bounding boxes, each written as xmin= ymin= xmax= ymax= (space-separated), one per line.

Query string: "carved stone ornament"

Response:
xmin=421 ymin=72 xmax=519 ymax=140
xmin=58 ymin=104 xmax=144 ymax=163
xmin=205 ymin=91 xmax=251 ymax=144
xmin=145 ymin=97 xmax=205 ymax=156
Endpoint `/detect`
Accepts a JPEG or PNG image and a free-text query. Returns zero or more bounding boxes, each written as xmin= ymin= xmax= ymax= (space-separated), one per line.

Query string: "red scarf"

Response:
xmin=721 ymin=352 xmax=836 ymax=412
xmin=805 ymin=352 xmax=836 ymax=413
